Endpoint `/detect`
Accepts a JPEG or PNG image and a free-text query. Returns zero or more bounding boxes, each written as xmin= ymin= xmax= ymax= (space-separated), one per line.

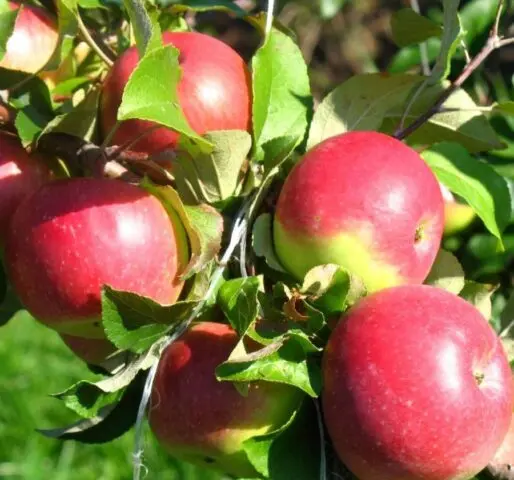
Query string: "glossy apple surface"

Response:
xmin=100 ymin=31 xmax=251 ymax=154
xmin=149 ymin=322 xmax=303 ymax=478
xmin=0 ymin=133 xmax=52 ymax=241
xmin=322 ymin=285 xmax=513 ymax=480
xmin=4 ymin=178 xmax=189 ymax=338
xmin=0 ymin=2 xmax=58 ymax=73
xmin=274 ymin=131 xmax=444 ymax=292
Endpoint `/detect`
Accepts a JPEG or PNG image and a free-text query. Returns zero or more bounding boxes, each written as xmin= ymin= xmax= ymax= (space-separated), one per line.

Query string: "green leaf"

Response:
xmin=142 ymin=179 xmax=223 ymax=279
xmin=425 ymin=249 xmax=465 ymax=295
xmin=319 ymin=0 xmax=346 ymax=19
xmin=430 ymin=0 xmax=462 ymax=83
xmin=173 ymin=130 xmax=251 ymax=204
xmin=307 ymin=74 xmax=423 ymax=150
xmin=243 ymin=399 xmax=320 ymax=480
xmin=101 ymin=286 xmax=200 ymax=354
xmin=118 ymin=44 xmax=212 ymax=153
xmin=54 ymin=343 xmax=161 ymax=418
xmin=168 ymin=1 xmax=247 ymax=16
xmin=38 ymin=371 xmax=145 ymax=443
xmin=460 ymin=281 xmax=497 ymax=321
xmin=122 ymin=0 xmax=161 ymax=55
xmin=301 ymin=264 xmax=365 ymax=315
xmin=39 ymin=88 xmax=100 ymax=142
xmin=252 ymin=214 xmax=287 ymax=273
xmin=0 ymin=4 xmax=19 ymax=62
xmin=14 ymin=107 xmax=53 ymax=147
xmin=252 ymin=27 xmax=311 ymax=161
xmin=421 ymin=143 xmax=511 ymax=247
xmin=391 ymin=9 xmax=442 ymax=47
xmin=493 ymin=101 xmax=514 ymax=116
xmin=52 ymin=76 xmax=91 ymax=97
xmin=216 ymin=335 xmax=322 ymax=397
xmin=218 ymin=277 xmax=261 ymax=337
xmin=0 ymin=266 xmax=23 ymax=327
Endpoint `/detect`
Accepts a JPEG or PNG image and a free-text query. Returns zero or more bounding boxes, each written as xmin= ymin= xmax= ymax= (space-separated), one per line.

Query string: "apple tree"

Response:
xmin=1 ymin=0 xmax=514 ymax=479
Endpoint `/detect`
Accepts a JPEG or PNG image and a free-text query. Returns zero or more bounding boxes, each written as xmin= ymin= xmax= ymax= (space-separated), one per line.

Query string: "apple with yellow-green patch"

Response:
xmin=149 ymin=322 xmax=303 ymax=478
xmin=273 ymin=131 xmax=445 ymax=292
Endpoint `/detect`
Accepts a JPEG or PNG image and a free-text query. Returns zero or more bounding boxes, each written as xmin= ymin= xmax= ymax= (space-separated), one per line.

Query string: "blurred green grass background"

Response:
xmin=0 ymin=312 xmax=222 ymax=480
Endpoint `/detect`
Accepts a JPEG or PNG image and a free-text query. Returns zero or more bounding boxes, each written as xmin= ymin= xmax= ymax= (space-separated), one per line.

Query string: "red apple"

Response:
xmin=4 ymin=177 xmax=189 ymax=338
xmin=149 ymin=322 xmax=303 ymax=478
xmin=100 ymin=31 xmax=251 ymax=155
xmin=60 ymin=334 xmax=117 ymax=366
xmin=322 ymin=284 xmax=513 ymax=480
xmin=0 ymin=1 xmax=58 ymax=74
xmin=439 ymin=183 xmax=476 ymax=236
xmin=273 ymin=131 xmax=445 ymax=292
xmin=0 ymin=132 xmax=52 ymax=241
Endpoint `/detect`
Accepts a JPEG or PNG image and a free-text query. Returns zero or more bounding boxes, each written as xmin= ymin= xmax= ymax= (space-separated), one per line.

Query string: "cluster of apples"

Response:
xmin=1 ymin=3 xmax=514 ymax=480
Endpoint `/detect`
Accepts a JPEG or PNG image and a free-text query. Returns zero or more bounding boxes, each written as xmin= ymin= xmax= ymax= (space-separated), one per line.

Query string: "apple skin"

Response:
xmin=322 ymin=284 xmax=513 ymax=480
xmin=0 ymin=133 xmax=52 ymax=241
xmin=59 ymin=334 xmax=117 ymax=366
xmin=488 ymin=408 xmax=514 ymax=475
xmin=439 ymin=183 xmax=476 ymax=237
xmin=100 ymin=31 xmax=251 ymax=155
xmin=0 ymin=2 xmax=58 ymax=74
xmin=149 ymin=322 xmax=303 ymax=478
xmin=273 ymin=131 xmax=445 ymax=293
xmin=4 ymin=177 xmax=189 ymax=338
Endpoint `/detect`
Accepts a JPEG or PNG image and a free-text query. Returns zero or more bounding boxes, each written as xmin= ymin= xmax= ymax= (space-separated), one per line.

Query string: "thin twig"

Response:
xmin=395 ymin=35 xmax=514 ymax=140
xmin=77 ymin=14 xmax=114 ymax=67
xmin=265 ymin=0 xmax=275 ymax=36
xmin=314 ymin=400 xmax=328 ymax=480
xmin=132 ymin=198 xmax=254 ymax=480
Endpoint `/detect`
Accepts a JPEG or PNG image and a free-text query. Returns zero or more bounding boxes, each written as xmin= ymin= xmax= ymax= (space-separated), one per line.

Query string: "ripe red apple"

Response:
xmin=0 ymin=133 xmax=52 ymax=241
xmin=273 ymin=131 xmax=445 ymax=292
xmin=0 ymin=2 xmax=58 ymax=74
xmin=60 ymin=334 xmax=117 ymax=366
xmin=4 ymin=177 xmax=189 ymax=338
xmin=149 ymin=322 xmax=303 ymax=478
xmin=322 ymin=284 xmax=513 ymax=480
xmin=100 ymin=31 xmax=251 ymax=155
xmin=440 ymin=183 xmax=476 ymax=237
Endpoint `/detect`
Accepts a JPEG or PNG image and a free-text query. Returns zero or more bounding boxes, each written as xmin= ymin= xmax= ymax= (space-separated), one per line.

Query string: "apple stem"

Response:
xmin=394 ymin=0 xmax=512 ymax=141
xmin=77 ymin=14 xmax=115 ymax=67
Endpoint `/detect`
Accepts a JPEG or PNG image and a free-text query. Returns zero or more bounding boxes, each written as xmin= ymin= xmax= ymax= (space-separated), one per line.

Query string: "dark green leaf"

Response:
xmin=118 ymin=44 xmax=212 ymax=152
xmin=252 ymin=214 xmax=286 ymax=273
xmin=218 ymin=277 xmax=261 ymax=337
xmin=53 ymin=343 xmax=160 ymax=418
xmin=430 ymin=0 xmax=462 ymax=83
xmin=141 ymin=179 xmax=223 ymax=279
xmin=261 ymin=135 xmax=300 ymax=174
xmin=101 ymin=285 xmax=199 ymax=354
xmin=425 ymin=249 xmax=465 ymax=294
xmin=243 ymin=400 xmax=321 ymax=480
xmin=173 ymin=130 xmax=251 ymax=204
xmin=216 ymin=335 xmax=322 ymax=397
xmin=0 ymin=265 xmax=23 ymax=327
xmin=252 ymin=27 xmax=311 ymax=161
xmin=391 ymin=9 xmax=442 ymax=47
xmin=422 ymin=143 xmax=511 ymax=246
xmin=38 ymin=371 xmax=145 ymax=443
